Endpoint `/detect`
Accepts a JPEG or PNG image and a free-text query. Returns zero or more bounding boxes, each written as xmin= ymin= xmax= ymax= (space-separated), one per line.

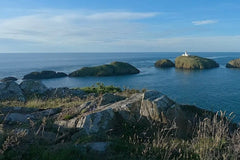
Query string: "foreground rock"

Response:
xmin=154 ymin=59 xmax=175 ymax=68
xmin=175 ymin=55 xmax=219 ymax=69
xmin=69 ymin=61 xmax=140 ymax=77
xmin=4 ymin=108 xmax=61 ymax=123
xmin=0 ymin=80 xmax=86 ymax=102
xmin=20 ymin=80 xmax=48 ymax=96
xmin=0 ymin=81 xmax=25 ymax=101
xmin=55 ymin=90 xmax=212 ymax=137
xmin=0 ymin=83 xmax=237 ymax=159
xmin=23 ymin=70 xmax=67 ymax=80
xmin=0 ymin=77 xmax=18 ymax=82
xmin=226 ymin=58 xmax=240 ymax=68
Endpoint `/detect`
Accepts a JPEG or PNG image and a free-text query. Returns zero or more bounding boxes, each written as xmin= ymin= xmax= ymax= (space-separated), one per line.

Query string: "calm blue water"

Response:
xmin=0 ymin=52 xmax=240 ymax=120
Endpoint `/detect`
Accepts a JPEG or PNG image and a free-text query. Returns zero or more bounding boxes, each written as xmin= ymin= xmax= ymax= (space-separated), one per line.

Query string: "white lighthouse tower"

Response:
xmin=182 ymin=51 xmax=189 ymax=56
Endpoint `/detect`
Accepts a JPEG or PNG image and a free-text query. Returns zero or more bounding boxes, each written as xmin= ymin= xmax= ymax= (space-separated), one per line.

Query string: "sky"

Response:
xmin=0 ymin=0 xmax=240 ymax=52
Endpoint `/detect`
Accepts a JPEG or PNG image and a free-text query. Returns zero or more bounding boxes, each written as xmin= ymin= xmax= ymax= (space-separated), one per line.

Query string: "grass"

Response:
xmin=80 ymin=83 xmax=122 ymax=94
xmin=0 ymin=97 xmax=85 ymax=109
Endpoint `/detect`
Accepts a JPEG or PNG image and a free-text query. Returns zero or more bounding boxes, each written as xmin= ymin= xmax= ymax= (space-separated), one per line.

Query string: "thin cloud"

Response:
xmin=85 ymin=12 xmax=159 ymax=20
xmin=192 ymin=20 xmax=218 ymax=25
xmin=0 ymin=10 xmax=159 ymax=44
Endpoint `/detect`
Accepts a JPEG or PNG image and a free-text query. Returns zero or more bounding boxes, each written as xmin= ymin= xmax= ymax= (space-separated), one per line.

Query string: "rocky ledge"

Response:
xmin=23 ymin=70 xmax=67 ymax=80
xmin=0 ymin=81 xmax=236 ymax=159
xmin=154 ymin=59 xmax=175 ymax=68
xmin=69 ymin=61 xmax=140 ymax=77
xmin=0 ymin=80 xmax=213 ymax=138
xmin=226 ymin=58 xmax=240 ymax=68
xmin=175 ymin=55 xmax=219 ymax=69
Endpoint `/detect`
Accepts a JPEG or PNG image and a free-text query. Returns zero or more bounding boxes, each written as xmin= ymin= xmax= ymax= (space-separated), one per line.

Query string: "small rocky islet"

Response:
xmin=154 ymin=59 xmax=175 ymax=68
xmin=23 ymin=70 xmax=68 ymax=80
xmin=20 ymin=56 xmax=240 ymax=82
xmin=174 ymin=55 xmax=219 ymax=69
xmin=226 ymin=58 xmax=240 ymax=68
xmin=69 ymin=61 xmax=140 ymax=77
xmin=154 ymin=54 xmax=219 ymax=70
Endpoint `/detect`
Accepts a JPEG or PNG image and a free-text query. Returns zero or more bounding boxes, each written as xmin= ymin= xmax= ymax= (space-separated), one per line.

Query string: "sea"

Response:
xmin=0 ymin=52 xmax=240 ymax=120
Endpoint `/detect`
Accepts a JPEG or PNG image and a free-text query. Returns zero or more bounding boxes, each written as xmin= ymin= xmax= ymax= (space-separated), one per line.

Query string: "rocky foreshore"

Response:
xmin=0 ymin=80 xmax=209 ymax=135
xmin=1 ymin=79 xmax=236 ymax=159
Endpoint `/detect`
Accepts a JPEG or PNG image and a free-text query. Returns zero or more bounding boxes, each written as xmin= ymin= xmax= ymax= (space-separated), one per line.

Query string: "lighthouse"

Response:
xmin=182 ymin=51 xmax=189 ymax=56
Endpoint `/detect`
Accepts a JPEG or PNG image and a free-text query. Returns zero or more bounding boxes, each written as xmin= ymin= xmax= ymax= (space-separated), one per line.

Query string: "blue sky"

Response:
xmin=0 ymin=0 xmax=240 ymax=52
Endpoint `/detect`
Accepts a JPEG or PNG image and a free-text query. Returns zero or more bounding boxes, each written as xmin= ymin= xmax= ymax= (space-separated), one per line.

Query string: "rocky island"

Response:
xmin=175 ymin=55 xmax=219 ymax=69
xmin=226 ymin=58 xmax=240 ymax=68
xmin=23 ymin=71 xmax=67 ymax=80
xmin=69 ymin=61 xmax=140 ymax=77
xmin=154 ymin=59 xmax=175 ymax=68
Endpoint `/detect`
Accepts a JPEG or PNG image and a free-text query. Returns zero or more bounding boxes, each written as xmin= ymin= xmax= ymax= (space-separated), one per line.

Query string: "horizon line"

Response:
xmin=1 ymin=51 xmax=240 ymax=54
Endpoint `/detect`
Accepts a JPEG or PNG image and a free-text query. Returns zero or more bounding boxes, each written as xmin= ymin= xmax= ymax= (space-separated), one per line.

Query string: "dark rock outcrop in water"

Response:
xmin=154 ymin=59 xmax=175 ymax=68
xmin=0 ymin=77 xmax=18 ymax=82
xmin=23 ymin=71 xmax=67 ymax=80
xmin=226 ymin=58 xmax=240 ymax=68
xmin=175 ymin=55 xmax=219 ymax=69
xmin=69 ymin=61 xmax=140 ymax=77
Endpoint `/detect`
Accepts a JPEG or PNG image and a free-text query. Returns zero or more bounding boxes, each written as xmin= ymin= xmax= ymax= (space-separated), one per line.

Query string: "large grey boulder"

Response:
xmin=140 ymin=90 xmax=175 ymax=121
xmin=54 ymin=94 xmax=142 ymax=133
xmin=0 ymin=81 xmax=25 ymax=101
xmin=54 ymin=90 xmax=211 ymax=138
xmin=99 ymin=93 xmax=125 ymax=106
xmin=4 ymin=108 xmax=61 ymax=123
xmin=55 ymin=91 xmax=173 ymax=135
xmin=20 ymin=80 xmax=48 ymax=96
xmin=77 ymin=108 xmax=115 ymax=134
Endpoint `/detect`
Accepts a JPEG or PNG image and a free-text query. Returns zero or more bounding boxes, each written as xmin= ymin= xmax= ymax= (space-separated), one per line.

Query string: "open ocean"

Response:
xmin=1 ymin=52 xmax=240 ymax=120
